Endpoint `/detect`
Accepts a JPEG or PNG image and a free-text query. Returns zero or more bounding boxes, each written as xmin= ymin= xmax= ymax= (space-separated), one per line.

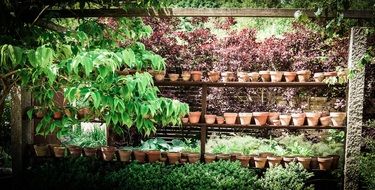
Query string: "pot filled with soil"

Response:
xmin=118 ymin=149 xmax=132 ymax=162
xmin=189 ymin=112 xmax=201 ymax=124
xmin=237 ymin=155 xmax=250 ymax=167
xmin=306 ymin=112 xmax=322 ymax=126
xmin=239 ymin=112 xmax=252 ymax=125
xmin=296 ymin=70 xmax=311 ymax=82
xmin=253 ymin=112 xmax=269 ymax=126
xmin=330 ymin=112 xmax=346 ymax=127
xmin=191 ymin=71 xmax=202 ymax=81
xmin=279 ymin=114 xmax=292 ymax=125
xmin=224 ymin=113 xmax=238 ymax=124
xmin=291 ymin=113 xmax=306 ymax=126
xmin=205 ymin=114 xmax=216 ymax=124
xmin=284 ymin=72 xmax=297 ymax=82
xmin=270 ymin=71 xmax=283 ymax=82
xmin=146 ymin=150 xmax=161 ymax=163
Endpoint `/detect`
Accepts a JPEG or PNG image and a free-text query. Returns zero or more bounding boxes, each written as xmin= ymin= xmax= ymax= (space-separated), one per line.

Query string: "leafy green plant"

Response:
xmin=360 ymin=151 xmax=375 ymax=190
xmin=140 ymin=137 xmax=170 ymax=151
xmin=257 ymin=162 xmax=314 ymax=190
xmin=62 ymin=124 xmax=106 ymax=148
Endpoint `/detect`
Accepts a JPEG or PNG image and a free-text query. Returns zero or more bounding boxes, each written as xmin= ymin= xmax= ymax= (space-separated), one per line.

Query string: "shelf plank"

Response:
xmin=180 ymin=123 xmax=346 ymax=130
xmin=154 ymin=81 xmax=337 ymax=88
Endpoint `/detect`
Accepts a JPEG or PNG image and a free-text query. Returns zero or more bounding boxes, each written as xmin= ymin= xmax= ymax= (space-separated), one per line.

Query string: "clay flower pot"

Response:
xmin=133 ymin=150 xmax=146 ymax=163
xmin=279 ymin=114 xmax=292 ymax=126
xmin=216 ymin=116 xmax=225 ymax=124
xmin=224 ymin=113 xmax=238 ymax=124
xmin=189 ymin=112 xmax=201 ymax=124
xmin=118 ymin=149 xmax=132 ymax=162
xmin=237 ymin=155 xmax=250 ymax=167
xmin=68 ymin=145 xmax=82 ymax=157
xmin=34 ymin=144 xmax=49 ymax=157
xmin=249 ymin=72 xmax=260 ymax=82
xmin=314 ymin=73 xmax=325 ymax=82
xmin=237 ymin=72 xmax=250 ymax=82
xmin=204 ymin=153 xmax=216 ymax=163
xmin=283 ymin=156 xmax=295 ymax=166
xmin=187 ymin=153 xmax=200 ymax=164
xmin=310 ymin=157 xmax=319 ymax=170
xmin=320 ymin=116 xmax=331 ymax=127
xmin=270 ymin=71 xmax=283 ymax=82
xmin=253 ymin=112 xmax=269 ymax=126
xmin=182 ymin=117 xmax=189 ymax=124
xmin=324 ymin=71 xmax=337 ymax=77
xmin=318 ymin=156 xmax=333 ymax=171
xmin=221 ymin=72 xmax=236 ymax=82
xmin=306 ymin=112 xmax=322 ymax=126
xmin=53 ymin=146 xmax=66 ymax=158
xmin=297 ymin=157 xmax=312 ymax=169
xmin=267 ymin=156 xmax=282 ymax=167
xmin=208 ymin=71 xmax=220 ymax=82
xmin=330 ymin=112 xmax=346 ymax=127
xmin=239 ymin=113 xmax=252 ymax=125
xmin=53 ymin=111 xmax=63 ymax=120
xmin=101 ymin=146 xmax=116 ymax=161
xmin=167 ymin=152 xmax=181 ymax=164
xmin=254 ymin=156 xmax=267 ymax=168
xmin=268 ymin=112 xmax=280 ymax=124
xmin=296 ymin=70 xmax=311 ymax=82
xmin=328 ymin=155 xmax=340 ymax=169
xmin=217 ymin=153 xmax=231 ymax=161
xmin=78 ymin=107 xmax=91 ymax=119
xmin=284 ymin=72 xmax=297 ymax=82
xmin=154 ymin=71 xmax=166 ymax=81
xmin=168 ymin=73 xmax=179 ymax=81
xmin=146 ymin=150 xmax=161 ymax=163
xmin=205 ymin=114 xmax=216 ymax=124
xmin=259 ymin=71 xmax=271 ymax=82
xmin=83 ymin=147 xmax=97 ymax=157
xmin=291 ymin=113 xmax=306 ymax=126
xmin=181 ymin=71 xmax=191 ymax=81
xmin=191 ymin=71 xmax=202 ymax=81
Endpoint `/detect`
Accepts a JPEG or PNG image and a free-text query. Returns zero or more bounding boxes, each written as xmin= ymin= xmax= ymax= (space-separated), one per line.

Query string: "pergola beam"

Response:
xmin=41 ymin=8 xmax=375 ymax=19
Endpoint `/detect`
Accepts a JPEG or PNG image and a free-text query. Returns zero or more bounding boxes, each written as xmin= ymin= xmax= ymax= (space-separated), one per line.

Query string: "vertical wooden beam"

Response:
xmin=344 ymin=27 xmax=368 ymax=190
xmin=200 ymin=85 xmax=208 ymax=158
xmin=10 ymin=86 xmax=22 ymax=176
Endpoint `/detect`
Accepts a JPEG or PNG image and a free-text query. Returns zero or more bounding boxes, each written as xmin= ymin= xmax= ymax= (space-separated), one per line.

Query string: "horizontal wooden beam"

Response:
xmin=42 ymin=8 xmax=375 ymax=19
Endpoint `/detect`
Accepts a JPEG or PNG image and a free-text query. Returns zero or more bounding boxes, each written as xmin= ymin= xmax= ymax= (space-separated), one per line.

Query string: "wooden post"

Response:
xmin=21 ymin=90 xmax=33 ymax=166
xmin=200 ymin=85 xmax=208 ymax=158
xmin=10 ymin=86 xmax=22 ymax=176
xmin=344 ymin=27 xmax=368 ymax=190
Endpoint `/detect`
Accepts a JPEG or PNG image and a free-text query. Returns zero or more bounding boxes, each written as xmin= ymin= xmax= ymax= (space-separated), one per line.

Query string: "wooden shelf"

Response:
xmin=155 ymin=81 xmax=337 ymax=88
xmin=181 ymin=123 xmax=346 ymax=130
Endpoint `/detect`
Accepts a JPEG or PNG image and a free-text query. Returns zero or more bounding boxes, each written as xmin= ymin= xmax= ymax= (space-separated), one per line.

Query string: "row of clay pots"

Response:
xmin=34 ymin=107 xmax=92 ymax=120
xmin=183 ymin=111 xmax=346 ymax=127
xmin=154 ymin=70 xmax=342 ymax=83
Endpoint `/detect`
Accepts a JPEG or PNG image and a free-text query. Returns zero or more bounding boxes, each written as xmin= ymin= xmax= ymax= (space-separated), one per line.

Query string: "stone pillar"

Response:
xmin=11 ymin=86 xmax=22 ymax=175
xmin=344 ymin=27 xmax=368 ymax=190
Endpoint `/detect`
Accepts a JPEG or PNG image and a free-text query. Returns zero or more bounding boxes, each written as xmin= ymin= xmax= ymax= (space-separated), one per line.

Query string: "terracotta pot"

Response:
xmin=182 ymin=117 xmax=189 ymax=124
xmin=284 ymin=72 xmax=297 ymax=82
xmin=168 ymin=73 xmax=179 ymax=81
xmin=306 ymin=112 xmax=322 ymax=126
xmin=279 ymin=114 xmax=292 ymax=126
xmin=237 ymin=155 xmax=250 ymax=167
xmin=118 ymin=149 xmax=132 ymax=162
xmin=53 ymin=146 xmax=66 ymax=158
xmin=268 ymin=112 xmax=280 ymax=124
xmin=224 ymin=113 xmax=238 ymax=124
xmin=34 ymin=144 xmax=49 ymax=157
xmin=78 ymin=107 xmax=91 ymax=119
xmin=297 ymin=157 xmax=312 ymax=169
xmin=259 ymin=152 xmax=274 ymax=158
xmin=253 ymin=112 xmax=269 ymax=126
xmin=318 ymin=156 xmax=333 ymax=171
xmin=254 ymin=156 xmax=267 ymax=168
xmin=205 ymin=114 xmax=216 ymax=124
xmin=267 ymin=156 xmax=282 ymax=167
xmin=217 ymin=153 xmax=231 ymax=161
xmin=191 ymin=71 xmax=202 ymax=81
xmin=68 ymin=146 xmax=82 ymax=157
xmin=101 ymin=146 xmax=116 ymax=161
xmin=324 ymin=71 xmax=337 ymax=77
xmin=146 ymin=150 xmax=161 ymax=163
xmin=314 ymin=73 xmax=325 ymax=82
xmin=330 ymin=112 xmax=346 ymax=127
xmin=282 ymin=156 xmax=295 ymax=166
xmin=181 ymin=71 xmax=191 ymax=81
xmin=48 ymin=144 xmax=59 ymax=154
xmin=249 ymin=72 xmax=260 ymax=82
xmin=188 ymin=112 xmax=201 ymax=124
xmin=296 ymin=70 xmax=311 ymax=82
xmin=231 ymin=152 xmax=242 ymax=161
xmin=310 ymin=157 xmax=319 ymax=170
xmin=239 ymin=113 xmax=252 ymax=125
xmin=216 ymin=116 xmax=225 ymax=124
xmin=272 ymin=120 xmax=281 ymax=126
xmin=53 ymin=111 xmax=63 ymax=119
xmin=167 ymin=152 xmax=181 ymax=164
xmin=204 ymin=153 xmax=216 ymax=163
xmin=291 ymin=113 xmax=306 ymax=126
xmin=270 ymin=71 xmax=283 ymax=82
xmin=83 ymin=147 xmax=97 ymax=157
xmin=133 ymin=150 xmax=146 ymax=163
xmin=154 ymin=71 xmax=166 ymax=81
xmin=208 ymin=71 xmax=220 ymax=82
xmin=187 ymin=153 xmax=200 ymax=163
xmin=329 ymin=155 xmax=340 ymax=170
xmin=221 ymin=72 xmax=236 ymax=82
xmin=320 ymin=116 xmax=331 ymax=127
xmin=259 ymin=71 xmax=271 ymax=82
xmin=237 ymin=72 xmax=250 ymax=82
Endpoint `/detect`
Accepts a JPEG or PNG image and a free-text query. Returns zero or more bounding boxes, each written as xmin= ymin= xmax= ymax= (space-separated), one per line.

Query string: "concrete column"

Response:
xmin=344 ymin=27 xmax=368 ymax=190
